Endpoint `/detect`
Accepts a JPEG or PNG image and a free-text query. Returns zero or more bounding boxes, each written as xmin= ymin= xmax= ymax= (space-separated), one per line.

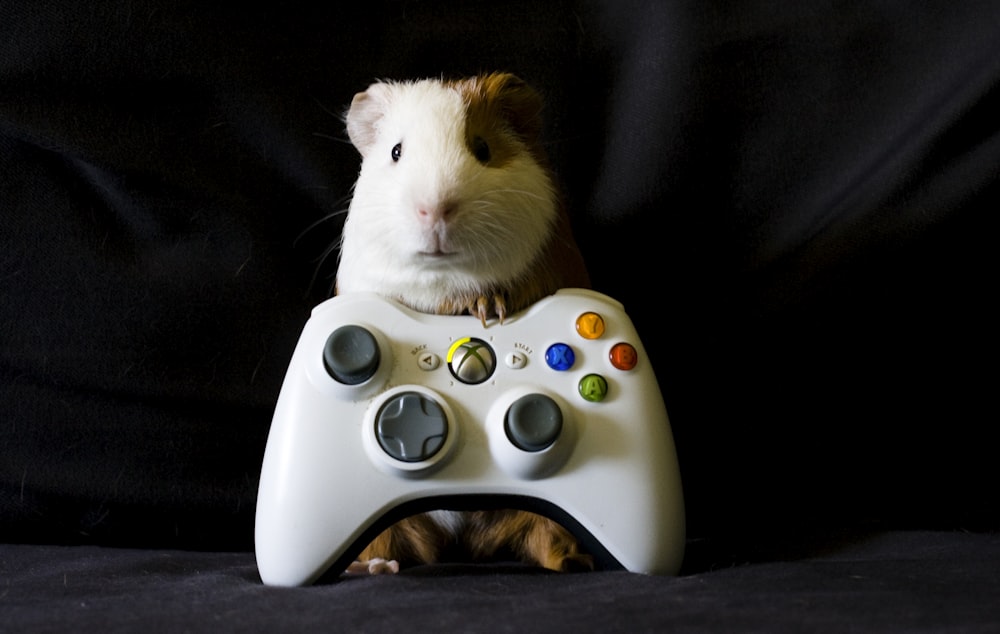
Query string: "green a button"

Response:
xmin=578 ymin=374 xmax=609 ymax=402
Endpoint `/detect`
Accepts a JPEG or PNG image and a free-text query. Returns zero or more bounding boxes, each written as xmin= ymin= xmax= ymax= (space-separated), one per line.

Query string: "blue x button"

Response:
xmin=545 ymin=343 xmax=576 ymax=371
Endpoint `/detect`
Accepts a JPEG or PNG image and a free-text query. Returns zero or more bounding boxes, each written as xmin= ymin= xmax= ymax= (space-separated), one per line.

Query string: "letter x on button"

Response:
xmin=545 ymin=343 xmax=575 ymax=371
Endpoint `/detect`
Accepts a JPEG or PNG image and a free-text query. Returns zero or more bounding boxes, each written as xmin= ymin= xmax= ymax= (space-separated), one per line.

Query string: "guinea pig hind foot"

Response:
xmin=346 ymin=558 xmax=401 ymax=575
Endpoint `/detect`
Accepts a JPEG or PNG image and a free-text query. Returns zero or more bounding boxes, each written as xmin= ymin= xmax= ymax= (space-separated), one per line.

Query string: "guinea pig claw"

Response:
xmin=472 ymin=297 xmax=490 ymax=327
xmin=494 ymin=297 xmax=507 ymax=324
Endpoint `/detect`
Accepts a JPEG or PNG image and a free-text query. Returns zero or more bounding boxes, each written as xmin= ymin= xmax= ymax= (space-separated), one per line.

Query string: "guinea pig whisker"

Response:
xmin=479 ymin=188 xmax=549 ymax=202
xmin=294 ymin=207 xmax=350 ymax=247
xmin=306 ymin=239 xmax=342 ymax=297
xmin=312 ymin=131 xmax=353 ymax=146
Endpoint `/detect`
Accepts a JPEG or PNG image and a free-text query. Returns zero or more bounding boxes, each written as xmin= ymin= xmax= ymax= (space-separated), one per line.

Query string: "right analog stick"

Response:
xmin=504 ymin=394 xmax=563 ymax=452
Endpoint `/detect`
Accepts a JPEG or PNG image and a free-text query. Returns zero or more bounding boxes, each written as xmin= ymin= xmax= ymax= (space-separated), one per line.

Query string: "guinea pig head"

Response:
xmin=337 ymin=73 xmax=559 ymax=313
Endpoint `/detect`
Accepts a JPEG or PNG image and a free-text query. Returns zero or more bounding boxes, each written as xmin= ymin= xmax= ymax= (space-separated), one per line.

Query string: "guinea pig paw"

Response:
xmin=558 ymin=552 xmax=595 ymax=573
xmin=346 ymin=558 xmax=401 ymax=575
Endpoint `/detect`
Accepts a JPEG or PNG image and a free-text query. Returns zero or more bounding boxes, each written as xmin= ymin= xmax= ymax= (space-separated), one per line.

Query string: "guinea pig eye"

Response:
xmin=471 ymin=136 xmax=491 ymax=164
xmin=391 ymin=142 xmax=402 ymax=162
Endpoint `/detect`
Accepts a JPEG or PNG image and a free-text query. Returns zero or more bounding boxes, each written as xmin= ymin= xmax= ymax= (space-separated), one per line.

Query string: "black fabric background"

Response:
xmin=2 ymin=0 xmax=998 ymax=557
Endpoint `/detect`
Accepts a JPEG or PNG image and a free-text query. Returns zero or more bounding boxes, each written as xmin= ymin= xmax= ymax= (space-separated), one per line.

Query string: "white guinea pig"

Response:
xmin=336 ymin=72 xmax=589 ymax=323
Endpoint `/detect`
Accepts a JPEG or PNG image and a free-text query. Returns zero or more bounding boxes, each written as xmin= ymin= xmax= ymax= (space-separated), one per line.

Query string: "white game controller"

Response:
xmin=255 ymin=289 xmax=685 ymax=586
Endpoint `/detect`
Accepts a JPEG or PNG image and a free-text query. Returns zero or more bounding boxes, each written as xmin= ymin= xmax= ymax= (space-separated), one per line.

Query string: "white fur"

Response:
xmin=427 ymin=509 xmax=466 ymax=537
xmin=337 ymin=79 xmax=556 ymax=312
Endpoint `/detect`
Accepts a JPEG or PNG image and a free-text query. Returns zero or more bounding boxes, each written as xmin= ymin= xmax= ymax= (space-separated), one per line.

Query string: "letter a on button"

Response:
xmin=578 ymin=374 xmax=609 ymax=402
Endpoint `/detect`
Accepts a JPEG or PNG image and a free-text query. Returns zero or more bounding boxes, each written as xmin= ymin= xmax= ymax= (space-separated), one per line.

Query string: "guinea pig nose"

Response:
xmin=417 ymin=202 xmax=456 ymax=224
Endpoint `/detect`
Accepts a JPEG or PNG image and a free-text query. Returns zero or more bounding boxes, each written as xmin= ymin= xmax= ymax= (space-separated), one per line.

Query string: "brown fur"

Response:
xmin=466 ymin=510 xmax=593 ymax=571
xmin=358 ymin=510 xmax=593 ymax=572
xmin=358 ymin=513 xmax=454 ymax=568
xmin=352 ymin=73 xmax=592 ymax=572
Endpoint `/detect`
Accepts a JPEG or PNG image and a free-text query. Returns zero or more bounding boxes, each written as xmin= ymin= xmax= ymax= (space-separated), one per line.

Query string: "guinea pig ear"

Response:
xmin=345 ymin=82 xmax=393 ymax=157
xmin=484 ymin=73 xmax=545 ymax=144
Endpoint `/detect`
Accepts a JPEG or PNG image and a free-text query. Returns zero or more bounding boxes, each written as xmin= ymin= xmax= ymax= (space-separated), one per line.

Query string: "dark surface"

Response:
xmin=2 ymin=1 xmax=998 ymax=631
xmin=4 ymin=531 xmax=1000 ymax=633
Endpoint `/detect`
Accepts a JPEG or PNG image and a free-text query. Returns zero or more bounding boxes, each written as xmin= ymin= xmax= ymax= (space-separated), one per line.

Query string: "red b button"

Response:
xmin=609 ymin=342 xmax=638 ymax=371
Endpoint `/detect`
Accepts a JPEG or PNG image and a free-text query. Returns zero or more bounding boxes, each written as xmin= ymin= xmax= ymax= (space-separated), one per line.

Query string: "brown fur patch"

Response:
xmin=450 ymin=73 xmax=547 ymax=168
xmin=466 ymin=510 xmax=594 ymax=572
xmin=357 ymin=514 xmax=454 ymax=567
xmin=357 ymin=510 xmax=593 ymax=572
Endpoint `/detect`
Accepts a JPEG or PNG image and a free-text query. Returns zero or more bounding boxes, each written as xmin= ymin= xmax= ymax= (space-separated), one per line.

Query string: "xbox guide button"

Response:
xmin=447 ymin=337 xmax=496 ymax=384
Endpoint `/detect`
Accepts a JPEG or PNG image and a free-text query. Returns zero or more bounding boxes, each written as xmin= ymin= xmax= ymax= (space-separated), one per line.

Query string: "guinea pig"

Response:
xmin=336 ymin=72 xmax=592 ymax=574
xmin=336 ymin=72 xmax=590 ymax=324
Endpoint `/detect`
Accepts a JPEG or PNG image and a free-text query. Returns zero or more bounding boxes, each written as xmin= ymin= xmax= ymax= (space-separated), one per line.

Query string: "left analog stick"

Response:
xmin=323 ymin=325 xmax=380 ymax=385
